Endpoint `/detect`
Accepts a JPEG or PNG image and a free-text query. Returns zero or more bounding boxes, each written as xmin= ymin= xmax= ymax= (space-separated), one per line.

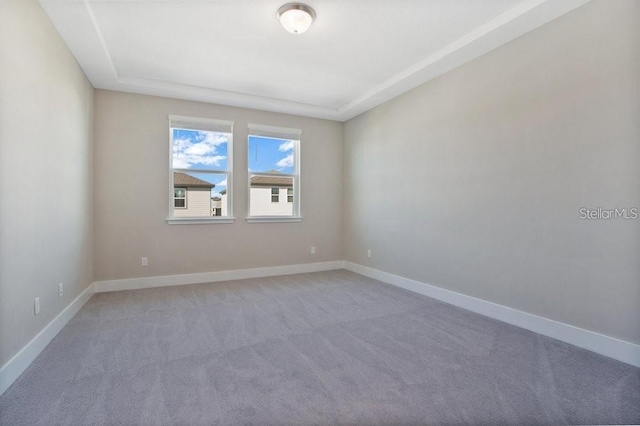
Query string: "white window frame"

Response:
xmin=167 ymin=115 xmax=234 ymax=225
xmin=247 ymin=123 xmax=302 ymax=223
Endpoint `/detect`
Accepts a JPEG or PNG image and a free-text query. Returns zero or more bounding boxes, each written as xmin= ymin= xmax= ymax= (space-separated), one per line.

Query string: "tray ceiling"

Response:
xmin=40 ymin=0 xmax=590 ymax=121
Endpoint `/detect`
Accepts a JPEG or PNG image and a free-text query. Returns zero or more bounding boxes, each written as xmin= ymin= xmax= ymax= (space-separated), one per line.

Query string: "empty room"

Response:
xmin=1 ymin=0 xmax=639 ymax=424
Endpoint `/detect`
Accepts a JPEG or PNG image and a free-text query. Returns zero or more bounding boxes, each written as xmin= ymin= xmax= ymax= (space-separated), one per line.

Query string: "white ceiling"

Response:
xmin=40 ymin=0 xmax=590 ymax=121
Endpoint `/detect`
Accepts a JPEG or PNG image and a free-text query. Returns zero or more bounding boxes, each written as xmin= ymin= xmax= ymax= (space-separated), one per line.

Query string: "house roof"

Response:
xmin=174 ymin=172 xmax=214 ymax=188
xmin=250 ymin=175 xmax=293 ymax=187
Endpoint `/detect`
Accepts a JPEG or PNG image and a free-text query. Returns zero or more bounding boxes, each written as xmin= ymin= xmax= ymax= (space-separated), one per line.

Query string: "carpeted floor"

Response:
xmin=0 ymin=270 xmax=638 ymax=425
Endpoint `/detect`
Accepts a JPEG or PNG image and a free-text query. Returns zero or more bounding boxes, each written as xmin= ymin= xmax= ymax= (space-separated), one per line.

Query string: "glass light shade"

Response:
xmin=278 ymin=4 xmax=315 ymax=34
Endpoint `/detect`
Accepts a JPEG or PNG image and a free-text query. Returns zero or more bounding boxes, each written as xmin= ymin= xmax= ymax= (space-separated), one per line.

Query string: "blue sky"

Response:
xmin=172 ymin=129 xmax=294 ymax=198
xmin=172 ymin=129 xmax=228 ymax=170
xmin=249 ymin=135 xmax=294 ymax=174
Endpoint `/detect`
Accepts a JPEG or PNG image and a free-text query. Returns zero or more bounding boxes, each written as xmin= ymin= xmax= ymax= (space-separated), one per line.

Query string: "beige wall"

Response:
xmin=0 ymin=0 xmax=94 ymax=366
xmin=94 ymin=90 xmax=343 ymax=280
xmin=344 ymin=0 xmax=640 ymax=344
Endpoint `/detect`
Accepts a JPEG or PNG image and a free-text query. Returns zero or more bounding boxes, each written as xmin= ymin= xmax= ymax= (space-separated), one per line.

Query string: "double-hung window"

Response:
xmin=167 ymin=115 xmax=234 ymax=224
xmin=247 ymin=123 xmax=301 ymax=222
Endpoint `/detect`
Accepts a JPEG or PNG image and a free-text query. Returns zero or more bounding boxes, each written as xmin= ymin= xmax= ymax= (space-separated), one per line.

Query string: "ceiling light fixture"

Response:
xmin=277 ymin=3 xmax=316 ymax=34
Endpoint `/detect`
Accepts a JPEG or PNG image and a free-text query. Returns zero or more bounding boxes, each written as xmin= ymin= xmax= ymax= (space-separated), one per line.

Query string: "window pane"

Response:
xmin=172 ymin=128 xmax=228 ymax=171
xmin=247 ymin=127 xmax=299 ymax=219
xmin=248 ymin=136 xmax=294 ymax=174
xmin=172 ymin=171 xmax=228 ymax=217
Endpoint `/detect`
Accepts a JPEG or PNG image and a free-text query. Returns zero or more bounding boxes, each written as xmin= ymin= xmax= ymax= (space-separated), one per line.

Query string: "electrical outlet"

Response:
xmin=310 ymin=246 xmax=316 ymax=255
xmin=367 ymin=249 xmax=372 ymax=258
xmin=141 ymin=257 xmax=148 ymax=267
xmin=34 ymin=297 xmax=40 ymax=315
xmin=58 ymin=282 xmax=63 ymax=298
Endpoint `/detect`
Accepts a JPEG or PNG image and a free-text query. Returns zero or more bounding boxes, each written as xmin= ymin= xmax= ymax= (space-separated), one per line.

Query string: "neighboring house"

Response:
xmin=173 ymin=172 xmax=214 ymax=217
xmin=211 ymin=196 xmax=222 ymax=217
xmin=217 ymin=175 xmax=293 ymax=216
xmin=220 ymin=189 xmax=227 ymax=216
xmin=249 ymin=175 xmax=293 ymax=216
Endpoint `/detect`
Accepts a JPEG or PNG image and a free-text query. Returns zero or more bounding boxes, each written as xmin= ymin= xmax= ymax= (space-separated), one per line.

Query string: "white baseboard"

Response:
xmin=0 ymin=283 xmax=95 ymax=396
xmin=344 ymin=262 xmax=640 ymax=368
xmin=94 ymin=261 xmax=345 ymax=293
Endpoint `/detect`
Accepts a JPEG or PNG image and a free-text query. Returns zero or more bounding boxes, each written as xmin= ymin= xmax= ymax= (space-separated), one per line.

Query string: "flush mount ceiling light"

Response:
xmin=277 ymin=3 xmax=316 ymax=34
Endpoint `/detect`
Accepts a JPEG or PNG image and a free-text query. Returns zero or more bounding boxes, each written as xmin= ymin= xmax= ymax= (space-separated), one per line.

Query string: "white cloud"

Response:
xmin=185 ymin=142 xmax=215 ymax=156
xmin=278 ymin=140 xmax=294 ymax=152
xmin=203 ymin=131 xmax=227 ymax=146
xmin=276 ymin=153 xmax=294 ymax=168
xmin=172 ymin=131 xmax=227 ymax=169
xmin=172 ymin=157 xmax=192 ymax=169
xmin=217 ymin=178 xmax=227 ymax=187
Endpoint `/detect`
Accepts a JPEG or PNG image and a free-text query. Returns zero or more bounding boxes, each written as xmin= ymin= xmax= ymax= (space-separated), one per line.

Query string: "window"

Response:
xmin=174 ymin=187 xmax=187 ymax=208
xmin=247 ymin=123 xmax=301 ymax=222
xmin=167 ymin=115 xmax=234 ymax=224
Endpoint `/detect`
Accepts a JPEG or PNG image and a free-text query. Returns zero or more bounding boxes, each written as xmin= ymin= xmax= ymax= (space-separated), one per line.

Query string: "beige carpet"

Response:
xmin=1 ymin=269 xmax=638 ymax=425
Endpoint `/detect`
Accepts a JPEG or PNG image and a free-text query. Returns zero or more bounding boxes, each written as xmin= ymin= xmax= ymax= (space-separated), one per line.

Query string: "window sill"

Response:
xmin=166 ymin=217 xmax=235 ymax=225
xmin=245 ymin=216 xmax=303 ymax=223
